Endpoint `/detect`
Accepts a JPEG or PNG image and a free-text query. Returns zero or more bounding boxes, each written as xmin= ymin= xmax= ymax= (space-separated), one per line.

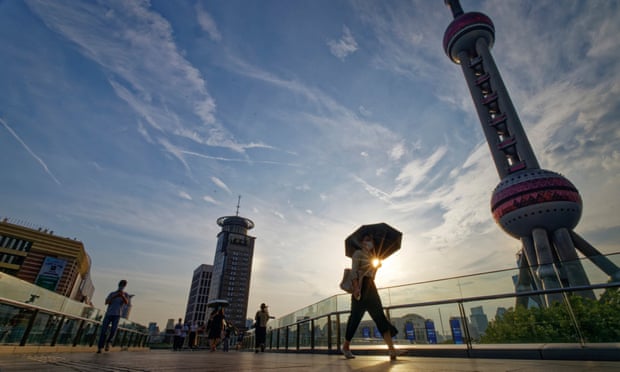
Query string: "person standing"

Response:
xmin=187 ymin=320 xmax=199 ymax=350
xmin=173 ymin=318 xmax=183 ymax=351
xmin=97 ymin=280 xmax=129 ymax=353
xmin=254 ymin=303 xmax=270 ymax=353
xmin=342 ymin=235 xmax=399 ymax=360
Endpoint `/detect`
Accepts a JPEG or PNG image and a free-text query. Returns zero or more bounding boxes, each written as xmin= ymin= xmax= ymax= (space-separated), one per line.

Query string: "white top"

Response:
xmin=351 ymin=249 xmax=377 ymax=280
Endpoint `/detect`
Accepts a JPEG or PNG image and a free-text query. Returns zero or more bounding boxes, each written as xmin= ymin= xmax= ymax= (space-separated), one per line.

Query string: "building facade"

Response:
xmin=0 ymin=218 xmax=94 ymax=303
xmin=208 ymin=215 xmax=255 ymax=331
xmin=184 ymin=264 xmax=213 ymax=326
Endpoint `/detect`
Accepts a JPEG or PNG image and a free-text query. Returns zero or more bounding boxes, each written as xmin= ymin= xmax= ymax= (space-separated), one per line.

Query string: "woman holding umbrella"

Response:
xmin=207 ymin=305 xmax=226 ymax=351
xmin=342 ymin=234 xmax=399 ymax=360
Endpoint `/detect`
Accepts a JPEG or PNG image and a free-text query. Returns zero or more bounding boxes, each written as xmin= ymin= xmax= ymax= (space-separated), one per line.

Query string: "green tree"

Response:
xmin=480 ymin=288 xmax=620 ymax=344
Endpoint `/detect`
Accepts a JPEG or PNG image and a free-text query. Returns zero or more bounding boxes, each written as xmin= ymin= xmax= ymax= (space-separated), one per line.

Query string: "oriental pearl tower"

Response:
xmin=443 ymin=0 xmax=619 ymax=306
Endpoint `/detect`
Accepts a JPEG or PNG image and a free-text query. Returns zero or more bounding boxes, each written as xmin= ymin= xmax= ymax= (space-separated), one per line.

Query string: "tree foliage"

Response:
xmin=480 ymin=288 xmax=620 ymax=343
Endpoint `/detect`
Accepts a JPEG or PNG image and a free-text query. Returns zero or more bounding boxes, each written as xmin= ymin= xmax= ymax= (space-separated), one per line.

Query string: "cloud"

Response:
xmin=390 ymin=147 xmax=447 ymax=198
xmin=211 ymin=176 xmax=232 ymax=194
xmin=327 ymin=25 xmax=359 ymax=61
xmin=25 ymin=0 xmax=244 ymax=161
xmin=195 ymin=3 xmax=222 ymax=42
xmin=202 ymin=195 xmax=219 ymax=205
xmin=0 ymin=117 xmax=61 ymax=185
xmin=178 ymin=191 xmax=192 ymax=200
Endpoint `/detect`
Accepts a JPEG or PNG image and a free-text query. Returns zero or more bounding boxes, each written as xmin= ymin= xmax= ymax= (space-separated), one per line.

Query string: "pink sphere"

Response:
xmin=491 ymin=169 xmax=582 ymax=238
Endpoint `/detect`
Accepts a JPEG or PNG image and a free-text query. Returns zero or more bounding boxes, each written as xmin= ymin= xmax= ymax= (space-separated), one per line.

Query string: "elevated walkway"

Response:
xmin=1 ymin=349 xmax=619 ymax=372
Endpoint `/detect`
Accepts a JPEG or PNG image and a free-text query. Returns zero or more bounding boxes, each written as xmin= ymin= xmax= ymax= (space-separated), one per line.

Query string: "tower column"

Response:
xmin=532 ymin=228 xmax=563 ymax=305
xmin=553 ymin=228 xmax=595 ymax=299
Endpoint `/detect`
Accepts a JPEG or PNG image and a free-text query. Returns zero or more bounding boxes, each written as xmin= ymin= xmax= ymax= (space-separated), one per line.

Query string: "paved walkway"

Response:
xmin=1 ymin=350 xmax=619 ymax=371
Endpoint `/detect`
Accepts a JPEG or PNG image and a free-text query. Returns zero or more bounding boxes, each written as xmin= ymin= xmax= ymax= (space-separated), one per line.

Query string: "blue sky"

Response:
xmin=1 ymin=0 xmax=619 ymax=328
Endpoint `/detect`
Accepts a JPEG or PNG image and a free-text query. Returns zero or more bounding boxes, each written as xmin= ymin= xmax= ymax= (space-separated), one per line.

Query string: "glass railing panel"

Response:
xmin=56 ymin=317 xmax=81 ymax=345
xmin=78 ymin=322 xmax=97 ymax=346
xmin=569 ymin=287 xmax=620 ymax=343
xmin=298 ymin=320 xmax=312 ymax=349
xmin=278 ymin=328 xmax=286 ymax=350
xmin=474 ymin=296 xmax=580 ymax=344
xmin=313 ymin=316 xmax=329 ymax=349
xmin=25 ymin=312 xmax=60 ymax=345
xmin=347 ymin=312 xmax=390 ymax=347
xmin=285 ymin=326 xmax=295 ymax=349
xmin=0 ymin=303 xmax=22 ymax=345
xmin=388 ymin=303 xmax=464 ymax=345
xmin=0 ymin=305 xmax=35 ymax=345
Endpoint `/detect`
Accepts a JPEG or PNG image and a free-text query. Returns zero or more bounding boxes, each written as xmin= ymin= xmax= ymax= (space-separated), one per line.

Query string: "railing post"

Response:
xmin=73 ymin=319 xmax=86 ymax=346
xmin=327 ymin=314 xmax=332 ymax=353
xmin=310 ymin=319 xmax=315 ymax=351
xmin=296 ymin=323 xmax=300 ymax=351
xmin=50 ymin=315 xmax=65 ymax=347
xmin=336 ymin=313 xmax=341 ymax=352
xmin=19 ymin=309 xmax=39 ymax=347
xmin=561 ymin=292 xmax=586 ymax=346
xmin=457 ymin=301 xmax=472 ymax=355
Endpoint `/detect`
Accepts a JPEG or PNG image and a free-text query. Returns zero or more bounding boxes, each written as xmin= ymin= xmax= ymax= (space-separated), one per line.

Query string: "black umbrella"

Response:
xmin=207 ymin=299 xmax=230 ymax=308
xmin=345 ymin=222 xmax=402 ymax=259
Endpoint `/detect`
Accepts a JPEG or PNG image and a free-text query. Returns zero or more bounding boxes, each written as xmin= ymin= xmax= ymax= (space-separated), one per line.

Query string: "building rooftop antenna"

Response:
xmin=235 ymin=195 xmax=241 ymax=216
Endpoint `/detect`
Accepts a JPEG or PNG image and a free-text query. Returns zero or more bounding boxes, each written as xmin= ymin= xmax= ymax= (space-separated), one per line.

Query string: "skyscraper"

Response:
xmin=184 ymin=264 xmax=213 ymax=326
xmin=207 ymin=210 xmax=255 ymax=331
xmin=442 ymin=0 xmax=619 ymax=305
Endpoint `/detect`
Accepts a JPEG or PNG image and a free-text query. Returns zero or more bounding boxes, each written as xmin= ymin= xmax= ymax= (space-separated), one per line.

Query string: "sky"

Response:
xmin=1 ymin=0 xmax=619 ymax=328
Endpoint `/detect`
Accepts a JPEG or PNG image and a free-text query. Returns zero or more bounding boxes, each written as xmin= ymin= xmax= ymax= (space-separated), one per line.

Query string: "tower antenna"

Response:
xmin=235 ymin=195 xmax=241 ymax=216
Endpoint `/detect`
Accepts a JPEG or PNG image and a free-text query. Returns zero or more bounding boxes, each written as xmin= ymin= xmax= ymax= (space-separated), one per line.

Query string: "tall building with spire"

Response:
xmin=207 ymin=198 xmax=255 ymax=330
xmin=442 ymin=0 xmax=619 ymax=306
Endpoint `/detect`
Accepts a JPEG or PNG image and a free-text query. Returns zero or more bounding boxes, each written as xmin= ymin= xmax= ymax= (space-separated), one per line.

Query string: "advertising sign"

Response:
xmin=362 ymin=326 xmax=370 ymax=338
xmin=405 ymin=322 xmax=415 ymax=342
xmin=425 ymin=319 xmax=437 ymax=344
xmin=450 ymin=318 xmax=464 ymax=344
xmin=35 ymin=257 xmax=67 ymax=291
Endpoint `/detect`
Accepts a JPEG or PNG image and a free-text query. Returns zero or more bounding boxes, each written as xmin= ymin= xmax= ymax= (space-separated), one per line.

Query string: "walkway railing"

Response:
xmin=0 ymin=273 xmax=148 ymax=352
xmin=243 ymin=253 xmax=620 ymax=360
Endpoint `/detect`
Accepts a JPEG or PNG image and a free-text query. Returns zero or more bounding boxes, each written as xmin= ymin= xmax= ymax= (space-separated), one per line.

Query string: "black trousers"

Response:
xmin=345 ymin=276 xmax=396 ymax=341
xmin=255 ymin=326 xmax=267 ymax=348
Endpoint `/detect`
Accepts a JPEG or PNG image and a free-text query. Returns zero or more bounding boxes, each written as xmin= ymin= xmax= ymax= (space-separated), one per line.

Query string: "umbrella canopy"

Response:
xmin=207 ymin=299 xmax=230 ymax=308
xmin=345 ymin=222 xmax=402 ymax=259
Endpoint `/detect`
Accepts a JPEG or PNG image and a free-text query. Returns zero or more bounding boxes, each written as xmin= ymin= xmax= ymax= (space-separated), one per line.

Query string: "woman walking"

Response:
xmin=342 ymin=234 xmax=398 ymax=360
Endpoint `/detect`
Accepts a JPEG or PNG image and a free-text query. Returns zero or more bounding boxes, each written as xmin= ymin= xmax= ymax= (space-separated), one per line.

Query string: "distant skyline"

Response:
xmin=1 ymin=0 xmax=619 ymax=328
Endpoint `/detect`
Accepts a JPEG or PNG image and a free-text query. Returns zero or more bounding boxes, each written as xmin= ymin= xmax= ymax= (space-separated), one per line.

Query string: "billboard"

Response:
xmin=35 ymin=256 xmax=67 ymax=291
xmin=450 ymin=318 xmax=464 ymax=344
xmin=425 ymin=319 xmax=437 ymax=344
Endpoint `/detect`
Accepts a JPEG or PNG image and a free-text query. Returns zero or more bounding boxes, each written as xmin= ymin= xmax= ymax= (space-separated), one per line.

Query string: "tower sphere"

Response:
xmin=491 ymin=169 xmax=582 ymax=238
xmin=443 ymin=12 xmax=494 ymax=64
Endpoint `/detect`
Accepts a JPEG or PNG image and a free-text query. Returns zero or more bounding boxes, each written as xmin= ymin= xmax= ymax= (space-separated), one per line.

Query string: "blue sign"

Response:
xmin=374 ymin=327 xmax=382 ymax=338
xmin=405 ymin=322 xmax=415 ymax=342
xmin=362 ymin=326 xmax=370 ymax=338
xmin=450 ymin=318 xmax=464 ymax=344
xmin=424 ymin=320 xmax=437 ymax=344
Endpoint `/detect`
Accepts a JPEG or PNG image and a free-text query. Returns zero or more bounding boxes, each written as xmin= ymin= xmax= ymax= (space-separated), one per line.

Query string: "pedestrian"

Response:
xmin=207 ymin=306 xmax=225 ymax=351
xmin=222 ymin=323 xmax=233 ymax=352
xmin=254 ymin=303 xmax=270 ymax=353
xmin=173 ymin=318 xmax=183 ymax=351
xmin=97 ymin=279 xmax=129 ymax=353
xmin=341 ymin=234 xmax=399 ymax=360
xmin=187 ymin=320 xmax=199 ymax=350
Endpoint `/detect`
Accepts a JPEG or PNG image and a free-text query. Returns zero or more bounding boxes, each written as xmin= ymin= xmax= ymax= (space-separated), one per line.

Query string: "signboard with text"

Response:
xmin=35 ymin=257 xmax=67 ymax=291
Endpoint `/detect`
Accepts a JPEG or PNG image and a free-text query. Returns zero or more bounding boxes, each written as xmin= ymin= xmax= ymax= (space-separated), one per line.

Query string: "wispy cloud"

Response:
xmin=211 ymin=176 xmax=232 ymax=195
xmin=195 ymin=3 xmax=222 ymax=42
xmin=178 ymin=191 xmax=192 ymax=200
xmin=25 ymin=0 xmax=242 ymax=158
xmin=0 ymin=117 xmax=61 ymax=185
xmin=327 ymin=25 xmax=358 ymax=61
